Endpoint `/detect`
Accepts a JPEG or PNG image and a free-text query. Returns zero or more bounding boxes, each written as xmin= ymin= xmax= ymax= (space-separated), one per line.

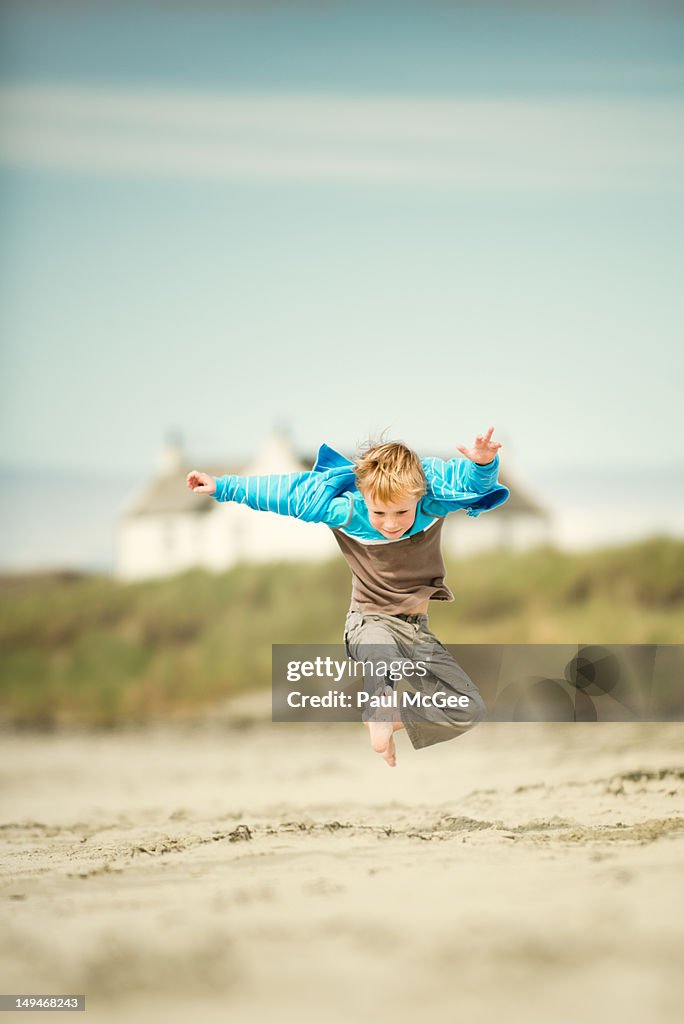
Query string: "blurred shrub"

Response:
xmin=0 ymin=536 xmax=681 ymax=726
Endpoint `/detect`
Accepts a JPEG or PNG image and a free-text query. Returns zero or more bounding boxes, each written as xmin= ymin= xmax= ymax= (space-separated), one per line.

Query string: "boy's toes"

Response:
xmin=382 ymin=735 xmax=397 ymax=767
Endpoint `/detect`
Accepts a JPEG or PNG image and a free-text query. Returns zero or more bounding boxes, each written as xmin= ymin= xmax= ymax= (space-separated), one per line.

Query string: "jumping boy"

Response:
xmin=187 ymin=427 xmax=509 ymax=767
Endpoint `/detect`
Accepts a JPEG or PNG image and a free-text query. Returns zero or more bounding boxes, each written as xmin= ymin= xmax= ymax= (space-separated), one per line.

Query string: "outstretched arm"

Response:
xmin=186 ymin=468 xmax=350 ymax=525
xmin=425 ymin=426 xmax=503 ymax=493
xmin=422 ymin=426 xmax=507 ymax=518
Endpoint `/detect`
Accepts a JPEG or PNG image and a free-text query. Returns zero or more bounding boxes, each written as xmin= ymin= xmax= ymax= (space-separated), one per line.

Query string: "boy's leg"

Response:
xmin=344 ymin=611 xmax=410 ymax=728
xmin=400 ymin=617 xmax=487 ymax=750
xmin=344 ymin=610 xmax=486 ymax=753
xmin=344 ymin=611 xmax=417 ymax=765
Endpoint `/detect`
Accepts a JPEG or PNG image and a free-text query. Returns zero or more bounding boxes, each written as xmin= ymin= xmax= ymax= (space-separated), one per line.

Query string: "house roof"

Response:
xmin=490 ymin=473 xmax=548 ymax=518
xmin=124 ymin=464 xmax=244 ymax=517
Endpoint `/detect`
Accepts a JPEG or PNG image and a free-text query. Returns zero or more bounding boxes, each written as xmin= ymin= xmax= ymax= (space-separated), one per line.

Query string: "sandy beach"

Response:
xmin=1 ymin=707 xmax=683 ymax=1024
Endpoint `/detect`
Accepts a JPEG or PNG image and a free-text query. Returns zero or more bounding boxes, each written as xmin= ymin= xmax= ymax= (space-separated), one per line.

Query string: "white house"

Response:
xmin=441 ymin=462 xmax=552 ymax=555
xmin=116 ymin=431 xmax=550 ymax=581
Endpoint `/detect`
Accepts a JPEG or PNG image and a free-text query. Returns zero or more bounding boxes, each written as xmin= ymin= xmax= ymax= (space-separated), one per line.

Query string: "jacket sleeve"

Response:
xmin=213 ymin=471 xmax=350 ymax=524
xmin=422 ymin=453 xmax=508 ymax=518
xmin=424 ymin=453 xmax=501 ymax=497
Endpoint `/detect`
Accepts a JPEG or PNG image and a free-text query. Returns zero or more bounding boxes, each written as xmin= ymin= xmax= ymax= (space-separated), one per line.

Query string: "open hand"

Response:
xmin=186 ymin=470 xmax=216 ymax=494
xmin=456 ymin=426 xmax=502 ymax=466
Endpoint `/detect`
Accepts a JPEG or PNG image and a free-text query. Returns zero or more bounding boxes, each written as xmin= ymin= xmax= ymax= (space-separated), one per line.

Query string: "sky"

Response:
xmin=0 ymin=1 xmax=682 ymax=568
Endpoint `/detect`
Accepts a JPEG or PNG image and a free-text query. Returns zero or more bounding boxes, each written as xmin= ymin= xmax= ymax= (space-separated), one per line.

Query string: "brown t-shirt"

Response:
xmin=331 ymin=517 xmax=453 ymax=614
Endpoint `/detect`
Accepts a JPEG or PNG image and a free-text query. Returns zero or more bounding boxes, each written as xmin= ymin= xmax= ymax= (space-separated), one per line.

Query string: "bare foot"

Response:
xmin=364 ymin=720 xmax=405 ymax=768
xmin=367 ymin=719 xmax=394 ymax=753
xmin=382 ymin=731 xmax=397 ymax=767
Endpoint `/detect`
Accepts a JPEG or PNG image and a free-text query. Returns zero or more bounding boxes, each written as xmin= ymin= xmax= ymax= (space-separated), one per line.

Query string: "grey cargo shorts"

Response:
xmin=344 ymin=609 xmax=487 ymax=751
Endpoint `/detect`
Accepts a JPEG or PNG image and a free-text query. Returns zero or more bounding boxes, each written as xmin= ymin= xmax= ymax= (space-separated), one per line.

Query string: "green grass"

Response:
xmin=1 ymin=535 xmax=682 ymax=726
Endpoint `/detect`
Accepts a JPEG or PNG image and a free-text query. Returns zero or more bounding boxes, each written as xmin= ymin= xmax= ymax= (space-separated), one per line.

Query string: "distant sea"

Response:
xmin=0 ymin=466 xmax=147 ymax=575
xmin=0 ymin=462 xmax=682 ymax=574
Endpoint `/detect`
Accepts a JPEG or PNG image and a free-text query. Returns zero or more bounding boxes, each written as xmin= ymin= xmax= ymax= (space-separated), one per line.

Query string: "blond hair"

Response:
xmin=354 ymin=439 xmax=426 ymax=503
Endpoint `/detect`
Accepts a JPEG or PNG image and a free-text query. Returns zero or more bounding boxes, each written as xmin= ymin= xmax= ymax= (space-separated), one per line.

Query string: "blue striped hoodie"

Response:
xmin=212 ymin=443 xmax=509 ymax=543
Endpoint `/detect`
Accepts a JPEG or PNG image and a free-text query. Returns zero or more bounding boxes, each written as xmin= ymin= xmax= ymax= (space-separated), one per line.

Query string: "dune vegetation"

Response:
xmin=0 ymin=535 xmax=682 ymax=727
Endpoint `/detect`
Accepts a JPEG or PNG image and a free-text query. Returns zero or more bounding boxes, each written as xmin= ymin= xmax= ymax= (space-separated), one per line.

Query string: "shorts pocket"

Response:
xmin=343 ymin=610 xmax=365 ymax=647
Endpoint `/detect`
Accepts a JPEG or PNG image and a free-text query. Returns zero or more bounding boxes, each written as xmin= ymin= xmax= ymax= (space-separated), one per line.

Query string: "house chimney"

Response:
xmin=156 ymin=430 xmax=185 ymax=477
xmin=248 ymin=427 xmax=299 ymax=475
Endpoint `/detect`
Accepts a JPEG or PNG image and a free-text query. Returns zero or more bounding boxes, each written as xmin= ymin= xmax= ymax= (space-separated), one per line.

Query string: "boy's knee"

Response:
xmin=466 ymin=690 xmax=487 ymax=726
xmin=454 ymin=688 xmax=486 ymax=729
